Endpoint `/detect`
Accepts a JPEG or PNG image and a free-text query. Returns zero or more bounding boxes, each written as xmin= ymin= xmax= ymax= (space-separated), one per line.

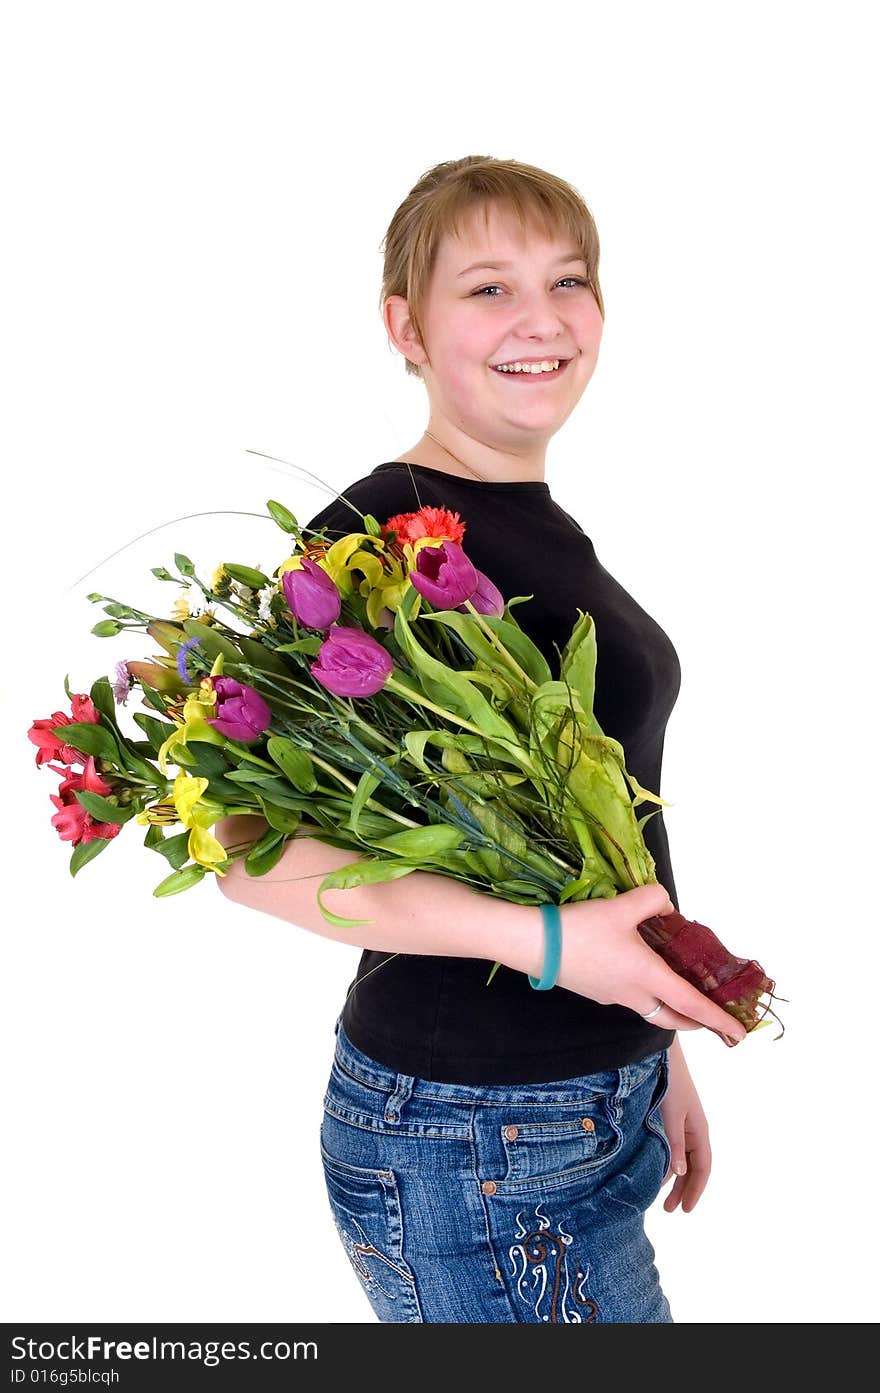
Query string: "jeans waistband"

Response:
xmin=332 ymin=1013 xmax=664 ymax=1106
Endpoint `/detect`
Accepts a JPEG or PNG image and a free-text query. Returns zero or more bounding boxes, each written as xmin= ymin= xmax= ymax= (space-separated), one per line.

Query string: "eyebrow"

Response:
xmin=456 ymin=252 xmax=587 ymax=279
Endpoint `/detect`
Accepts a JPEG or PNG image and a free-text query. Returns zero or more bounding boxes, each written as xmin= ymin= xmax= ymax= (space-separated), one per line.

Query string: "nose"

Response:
xmin=510 ymin=285 xmax=569 ymax=347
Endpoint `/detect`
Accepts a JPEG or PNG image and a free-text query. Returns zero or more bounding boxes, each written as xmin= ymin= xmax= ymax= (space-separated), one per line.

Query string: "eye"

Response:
xmin=471 ymin=277 xmax=589 ymax=298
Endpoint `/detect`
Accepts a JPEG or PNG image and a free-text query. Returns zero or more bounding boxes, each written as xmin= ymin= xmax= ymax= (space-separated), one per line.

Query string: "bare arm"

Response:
xmin=214 ymin=814 xmax=543 ymax=970
xmin=213 ymin=814 xmax=745 ymax=1042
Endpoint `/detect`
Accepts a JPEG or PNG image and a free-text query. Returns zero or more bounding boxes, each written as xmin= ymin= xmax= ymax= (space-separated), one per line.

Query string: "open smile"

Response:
xmin=489 ymin=358 xmax=572 ymax=382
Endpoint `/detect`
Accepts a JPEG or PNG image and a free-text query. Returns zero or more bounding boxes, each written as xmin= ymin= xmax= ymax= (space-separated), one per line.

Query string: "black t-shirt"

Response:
xmin=301 ymin=460 xmax=680 ymax=1083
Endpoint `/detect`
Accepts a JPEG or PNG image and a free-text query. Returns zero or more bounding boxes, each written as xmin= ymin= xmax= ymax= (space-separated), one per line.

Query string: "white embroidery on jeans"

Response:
xmin=507 ymin=1204 xmax=598 ymax=1323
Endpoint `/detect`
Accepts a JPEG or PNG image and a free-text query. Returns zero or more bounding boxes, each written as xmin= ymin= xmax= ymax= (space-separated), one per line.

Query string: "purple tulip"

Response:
xmin=311 ymin=625 xmax=394 ymax=698
xmin=408 ymin=541 xmax=478 ymax=610
xmin=207 ymin=676 xmax=272 ymax=742
xmin=455 ymin=568 xmax=505 ymax=617
xmin=282 ymin=557 xmax=342 ymax=630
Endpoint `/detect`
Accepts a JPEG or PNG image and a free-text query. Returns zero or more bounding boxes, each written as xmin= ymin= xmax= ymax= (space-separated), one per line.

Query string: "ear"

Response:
xmin=383 ymin=294 xmax=428 ymax=368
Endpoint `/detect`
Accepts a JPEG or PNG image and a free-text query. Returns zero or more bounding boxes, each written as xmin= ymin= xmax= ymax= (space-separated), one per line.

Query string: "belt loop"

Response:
xmin=610 ymin=1065 xmax=630 ymax=1120
xmin=383 ymin=1072 xmax=415 ymax=1124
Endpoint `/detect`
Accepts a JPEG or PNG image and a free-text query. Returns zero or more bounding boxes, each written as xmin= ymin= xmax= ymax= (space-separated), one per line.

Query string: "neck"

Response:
xmin=414 ymin=427 xmax=546 ymax=485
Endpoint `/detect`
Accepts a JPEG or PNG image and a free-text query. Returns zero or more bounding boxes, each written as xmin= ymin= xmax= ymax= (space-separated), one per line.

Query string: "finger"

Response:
xmin=649 ymin=965 xmax=747 ymax=1042
xmin=679 ymin=1150 xmax=710 ymax=1212
xmin=663 ymin=1178 xmax=684 ymax=1212
xmin=637 ymin=1003 xmax=717 ymax=1034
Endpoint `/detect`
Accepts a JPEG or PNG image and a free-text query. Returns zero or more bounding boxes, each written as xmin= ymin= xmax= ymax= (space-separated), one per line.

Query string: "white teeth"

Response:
xmin=493 ymin=359 xmax=561 ymax=373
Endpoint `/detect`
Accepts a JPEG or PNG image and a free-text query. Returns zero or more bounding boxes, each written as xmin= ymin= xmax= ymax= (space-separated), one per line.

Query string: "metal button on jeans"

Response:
xmin=503 ymin=1125 xmax=519 ymax=1141
xmin=481 ymin=1180 xmax=498 ymax=1195
xmin=582 ymin=1117 xmax=595 ymax=1132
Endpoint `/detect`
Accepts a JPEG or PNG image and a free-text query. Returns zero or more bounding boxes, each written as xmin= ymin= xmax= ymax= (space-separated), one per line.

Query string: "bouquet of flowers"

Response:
xmin=28 ymin=492 xmax=780 ymax=1037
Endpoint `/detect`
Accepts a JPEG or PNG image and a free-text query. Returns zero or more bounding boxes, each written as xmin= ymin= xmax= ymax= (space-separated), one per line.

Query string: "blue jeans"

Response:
xmin=319 ymin=1016 xmax=674 ymax=1323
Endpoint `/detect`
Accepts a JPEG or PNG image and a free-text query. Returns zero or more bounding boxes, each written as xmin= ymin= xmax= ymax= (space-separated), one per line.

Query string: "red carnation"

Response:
xmin=381 ymin=505 xmax=466 ymax=547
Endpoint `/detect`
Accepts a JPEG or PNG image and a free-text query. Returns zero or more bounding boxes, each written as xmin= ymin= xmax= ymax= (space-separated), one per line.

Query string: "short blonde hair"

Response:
xmin=379 ymin=155 xmax=605 ymax=379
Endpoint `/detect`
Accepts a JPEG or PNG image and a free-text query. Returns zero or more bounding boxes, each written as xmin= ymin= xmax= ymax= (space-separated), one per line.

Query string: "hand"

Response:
xmin=555 ymin=884 xmax=747 ymax=1043
xmin=213 ymin=813 xmax=269 ymax=855
xmin=660 ymin=1036 xmax=711 ymax=1213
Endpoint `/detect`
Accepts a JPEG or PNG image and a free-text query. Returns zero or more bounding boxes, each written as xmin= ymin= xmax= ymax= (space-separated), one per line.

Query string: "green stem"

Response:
xmin=222 ymin=742 xmax=278 ymax=771
xmin=383 ymin=675 xmax=488 ymax=738
xmin=307 ymin=754 xmax=420 ymax=830
xmin=462 ymin=601 xmax=536 ymax=693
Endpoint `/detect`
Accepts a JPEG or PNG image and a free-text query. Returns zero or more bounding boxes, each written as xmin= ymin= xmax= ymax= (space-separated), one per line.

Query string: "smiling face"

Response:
xmin=391 ymin=202 xmax=604 ymax=456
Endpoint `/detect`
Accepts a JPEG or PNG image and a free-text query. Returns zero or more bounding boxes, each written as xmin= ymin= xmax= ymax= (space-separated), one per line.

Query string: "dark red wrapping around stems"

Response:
xmin=637 ymin=909 xmax=774 ymax=1034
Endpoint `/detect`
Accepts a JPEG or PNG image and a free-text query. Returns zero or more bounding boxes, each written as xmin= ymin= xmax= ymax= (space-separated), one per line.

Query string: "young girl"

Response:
xmin=216 ymin=156 xmax=745 ymax=1324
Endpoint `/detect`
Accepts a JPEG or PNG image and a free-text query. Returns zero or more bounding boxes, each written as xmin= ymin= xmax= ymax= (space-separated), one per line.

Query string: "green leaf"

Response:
xmin=181 ymin=620 xmax=242 ymax=663
xmin=266 ymin=735 xmax=317 ymax=792
xmin=222 ymin=767 xmax=279 ymax=784
xmin=402 ymin=728 xmax=487 ymax=775
xmin=275 ymin=636 xmax=323 ymax=657
xmin=255 ymin=796 xmax=301 ymax=835
xmin=424 ymin=608 xmax=552 ymax=689
xmin=184 ymin=744 xmax=231 ymax=778
xmin=267 ymin=499 xmax=299 ymax=533
xmin=489 ymin=879 xmax=547 ymax=898
xmin=140 ymin=682 xmax=168 ymax=714
xmin=91 ymin=620 xmax=121 ymax=638
xmin=153 ymin=863 xmax=208 ymax=896
xmin=393 ymin=589 xmax=526 ymax=766
xmin=559 ymin=609 xmax=602 ymax=736
xmin=367 ymin=823 xmax=464 ymax=859
xmin=89 ymin=677 xmax=117 ymax=725
xmin=626 ymin=771 xmax=671 ymax=810
xmin=74 ymin=791 xmax=135 ymax=825
xmin=236 ymin=636 xmax=291 ymax=678
xmin=70 ymin=837 xmax=113 ymax=876
xmin=346 ymin=768 xmax=381 ymax=837
xmin=133 ymin=712 xmax=176 ymax=754
xmin=51 ymin=721 xmax=120 ymax=763
xmin=245 ymin=828 xmax=287 ymax=876
xmin=87 ymin=679 xmax=159 ymax=782
xmin=151 ymin=566 xmax=176 ymax=582
xmin=223 ymin=563 xmax=271 ymax=590
xmin=174 ymin=552 xmax=195 ymax=578
xmin=316 ymin=859 xmax=420 ymax=927
xmin=146 ymin=830 xmax=191 ymax=870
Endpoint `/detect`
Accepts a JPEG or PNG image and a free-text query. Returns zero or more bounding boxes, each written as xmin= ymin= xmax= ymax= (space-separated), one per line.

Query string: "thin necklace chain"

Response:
xmin=423 ymin=430 xmax=488 ymax=483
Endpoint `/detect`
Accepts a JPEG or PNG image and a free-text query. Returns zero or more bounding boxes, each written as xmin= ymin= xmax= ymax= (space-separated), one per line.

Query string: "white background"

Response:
xmin=3 ymin=0 xmax=877 ymax=1324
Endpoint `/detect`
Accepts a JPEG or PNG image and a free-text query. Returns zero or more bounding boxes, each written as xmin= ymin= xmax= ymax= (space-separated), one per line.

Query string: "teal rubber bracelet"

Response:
xmin=528 ymin=903 xmax=562 ymax=990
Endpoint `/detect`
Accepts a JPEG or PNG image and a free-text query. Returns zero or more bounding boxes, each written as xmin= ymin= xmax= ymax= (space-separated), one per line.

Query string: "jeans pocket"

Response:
xmin=643 ymin=1053 xmax=672 ymax=1179
xmin=320 ymin=1131 xmax=422 ymax=1323
xmin=497 ymin=1098 xmax=623 ymax=1193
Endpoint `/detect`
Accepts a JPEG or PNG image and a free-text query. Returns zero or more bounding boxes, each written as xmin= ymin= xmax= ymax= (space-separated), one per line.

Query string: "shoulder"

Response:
xmin=300 ymin=465 xmax=428 ymax=538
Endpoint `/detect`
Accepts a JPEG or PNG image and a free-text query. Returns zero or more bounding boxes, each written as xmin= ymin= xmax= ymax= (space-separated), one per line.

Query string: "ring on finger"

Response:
xmin=641 ymin=1000 xmax=664 ymax=1020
